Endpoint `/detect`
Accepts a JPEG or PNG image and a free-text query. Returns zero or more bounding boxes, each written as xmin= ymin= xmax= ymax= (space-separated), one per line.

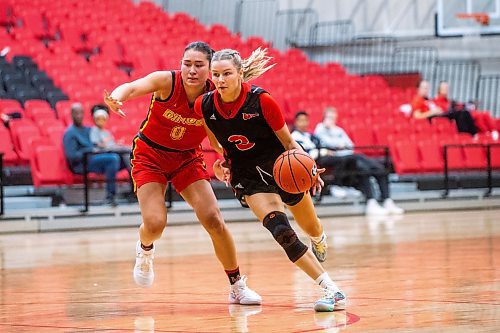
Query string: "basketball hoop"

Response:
xmin=456 ymin=12 xmax=490 ymax=26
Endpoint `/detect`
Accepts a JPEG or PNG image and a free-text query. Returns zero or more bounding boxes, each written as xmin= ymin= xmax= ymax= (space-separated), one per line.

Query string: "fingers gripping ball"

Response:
xmin=273 ymin=149 xmax=318 ymax=194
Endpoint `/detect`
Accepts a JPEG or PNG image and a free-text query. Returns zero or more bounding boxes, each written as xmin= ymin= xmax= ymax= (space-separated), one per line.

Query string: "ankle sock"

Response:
xmin=225 ymin=267 xmax=241 ymax=285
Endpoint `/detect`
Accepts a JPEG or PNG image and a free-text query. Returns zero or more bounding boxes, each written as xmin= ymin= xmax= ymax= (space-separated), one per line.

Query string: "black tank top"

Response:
xmin=201 ymin=85 xmax=284 ymax=170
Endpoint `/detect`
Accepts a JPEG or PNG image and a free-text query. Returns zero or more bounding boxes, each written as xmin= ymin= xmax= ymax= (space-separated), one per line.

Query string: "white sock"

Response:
xmin=315 ymin=272 xmax=340 ymax=292
xmin=311 ymin=232 xmax=326 ymax=244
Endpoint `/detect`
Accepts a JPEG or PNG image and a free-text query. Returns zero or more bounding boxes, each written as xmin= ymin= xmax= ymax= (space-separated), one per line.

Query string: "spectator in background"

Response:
xmin=90 ymin=104 xmax=117 ymax=149
xmin=63 ymin=102 xmax=122 ymax=206
xmin=89 ymin=104 xmax=131 ymax=171
xmin=291 ymin=111 xmax=352 ymax=199
xmin=290 ymin=111 xmax=321 ymax=159
xmin=433 ymin=81 xmax=498 ymax=140
xmin=314 ymin=107 xmax=404 ymax=215
xmin=411 ymin=80 xmax=477 ymax=136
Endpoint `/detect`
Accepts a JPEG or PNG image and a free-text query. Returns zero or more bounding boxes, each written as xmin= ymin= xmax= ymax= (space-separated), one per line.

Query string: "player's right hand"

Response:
xmin=213 ymin=159 xmax=230 ymax=186
xmin=103 ymin=90 xmax=126 ymax=117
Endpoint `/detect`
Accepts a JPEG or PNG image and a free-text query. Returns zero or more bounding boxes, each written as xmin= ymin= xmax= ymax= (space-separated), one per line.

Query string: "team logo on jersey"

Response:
xmin=242 ymin=113 xmax=259 ymax=120
xmin=210 ymin=113 xmax=216 ymax=120
xmin=234 ymin=183 xmax=244 ymax=189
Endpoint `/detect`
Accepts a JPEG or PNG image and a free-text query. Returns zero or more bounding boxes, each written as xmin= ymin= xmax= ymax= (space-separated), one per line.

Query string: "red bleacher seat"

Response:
xmin=463 ymin=145 xmax=487 ymax=169
xmin=418 ymin=141 xmax=443 ymax=173
xmin=10 ymin=122 xmax=41 ymax=163
xmin=46 ymin=126 xmax=65 ymax=146
xmin=491 ymin=145 xmax=500 ymax=168
xmin=444 ymin=145 xmax=466 ymax=170
xmin=373 ymin=124 xmax=394 ymax=146
xmin=391 ymin=141 xmax=421 ymax=174
xmin=37 ymin=118 xmax=65 ymax=137
xmin=30 ymin=144 xmax=68 ymax=187
xmin=432 ymin=117 xmax=456 ymax=134
xmin=0 ymin=99 xmax=23 ymax=112
xmin=0 ymin=128 xmax=19 ymax=166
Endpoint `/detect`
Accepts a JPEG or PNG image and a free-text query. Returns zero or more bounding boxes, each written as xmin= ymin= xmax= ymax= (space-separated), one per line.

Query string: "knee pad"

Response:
xmin=263 ymin=211 xmax=308 ymax=262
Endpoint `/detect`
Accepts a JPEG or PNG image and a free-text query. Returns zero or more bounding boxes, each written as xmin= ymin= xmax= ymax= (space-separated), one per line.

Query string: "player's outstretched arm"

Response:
xmin=104 ymin=71 xmax=173 ymax=117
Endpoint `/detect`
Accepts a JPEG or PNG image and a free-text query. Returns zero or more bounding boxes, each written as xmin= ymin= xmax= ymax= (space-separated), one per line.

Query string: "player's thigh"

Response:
xmin=245 ymin=192 xmax=285 ymax=222
xmin=137 ymin=182 xmax=168 ymax=225
xmin=180 ymin=179 xmax=222 ymax=222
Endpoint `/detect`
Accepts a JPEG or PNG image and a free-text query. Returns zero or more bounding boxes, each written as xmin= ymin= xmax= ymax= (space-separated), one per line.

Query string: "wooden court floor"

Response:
xmin=0 ymin=208 xmax=499 ymax=332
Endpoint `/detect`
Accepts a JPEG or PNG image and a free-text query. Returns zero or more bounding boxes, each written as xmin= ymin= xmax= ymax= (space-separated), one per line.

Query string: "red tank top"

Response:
xmin=139 ymin=70 xmax=214 ymax=150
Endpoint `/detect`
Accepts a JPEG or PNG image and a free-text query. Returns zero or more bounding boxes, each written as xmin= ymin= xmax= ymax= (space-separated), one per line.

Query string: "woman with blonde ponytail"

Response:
xmin=194 ymin=48 xmax=347 ymax=312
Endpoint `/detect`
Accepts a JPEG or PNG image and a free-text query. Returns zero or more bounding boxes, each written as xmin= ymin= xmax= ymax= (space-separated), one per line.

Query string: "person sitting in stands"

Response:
xmin=291 ymin=111 xmax=352 ymax=199
xmin=433 ymin=81 xmax=498 ymax=140
xmin=63 ymin=102 xmax=124 ymax=206
xmin=89 ymin=104 xmax=131 ymax=171
xmin=411 ymin=80 xmax=477 ymax=136
xmin=314 ymin=107 xmax=404 ymax=215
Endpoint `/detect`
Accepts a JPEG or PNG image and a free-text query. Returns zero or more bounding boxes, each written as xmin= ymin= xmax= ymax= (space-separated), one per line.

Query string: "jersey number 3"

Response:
xmin=228 ymin=135 xmax=255 ymax=151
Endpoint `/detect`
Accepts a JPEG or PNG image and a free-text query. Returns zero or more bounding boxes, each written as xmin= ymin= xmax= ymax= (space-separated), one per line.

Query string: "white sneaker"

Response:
xmin=229 ymin=276 xmax=262 ymax=305
xmin=311 ymin=233 xmax=328 ymax=262
xmin=133 ymin=241 xmax=155 ymax=287
xmin=366 ymin=198 xmax=388 ymax=215
xmin=314 ymin=288 xmax=347 ymax=312
xmin=383 ymin=198 xmax=404 ymax=214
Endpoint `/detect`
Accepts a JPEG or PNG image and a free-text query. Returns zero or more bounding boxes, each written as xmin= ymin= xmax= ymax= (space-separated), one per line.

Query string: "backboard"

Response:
xmin=436 ymin=0 xmax=500 ymax=36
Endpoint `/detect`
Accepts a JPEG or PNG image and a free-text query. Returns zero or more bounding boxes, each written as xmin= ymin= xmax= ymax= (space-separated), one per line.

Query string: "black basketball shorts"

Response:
xmin=230 ymin=159 xmax=304 ymax=208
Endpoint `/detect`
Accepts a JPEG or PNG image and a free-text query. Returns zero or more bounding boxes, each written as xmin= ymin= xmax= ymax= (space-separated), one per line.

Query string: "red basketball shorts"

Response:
xmin=130 ymin=138 xmax=210 ymax=193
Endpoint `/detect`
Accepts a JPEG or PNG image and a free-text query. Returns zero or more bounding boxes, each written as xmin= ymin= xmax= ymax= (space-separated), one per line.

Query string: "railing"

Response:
xmin=443 ymin=143 xmax=499 ymax=197
xmin=274 ymin=9 xmax=319 ymax=49
xmin=0 ymin=152 xmax=3 ymax=216
xmin=477 ymin=75 xmax=500 ymax=118
xmin=81 ymin=150 xmax=134 ymax=213
xmin=308 ymin=20 xmax=355 ymax=46
xmin=433 ymin=60 xmax=481 ymax=103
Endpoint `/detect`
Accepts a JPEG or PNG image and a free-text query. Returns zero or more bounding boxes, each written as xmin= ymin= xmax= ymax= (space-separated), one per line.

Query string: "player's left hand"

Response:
xmin=311 ymin=168 xmax=325 ymax=196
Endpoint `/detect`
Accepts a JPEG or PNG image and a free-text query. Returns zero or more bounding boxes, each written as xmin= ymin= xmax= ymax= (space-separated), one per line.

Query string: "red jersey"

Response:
xmin=410 ymin=95 xmax=430 ymax=114
xmin=139 ymin=70 xmax=214 ymax=150
xmin=433 ymin=95 xmax=450 ymax=111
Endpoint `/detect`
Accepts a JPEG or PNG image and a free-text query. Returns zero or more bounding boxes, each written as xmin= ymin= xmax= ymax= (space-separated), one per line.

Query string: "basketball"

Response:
xmin=273 ymin=149 xmax=318 ymax=194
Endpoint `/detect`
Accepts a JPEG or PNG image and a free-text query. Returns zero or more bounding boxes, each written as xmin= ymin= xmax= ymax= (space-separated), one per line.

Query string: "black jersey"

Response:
xmin=201 ymin=85 xmax=285 ymax=171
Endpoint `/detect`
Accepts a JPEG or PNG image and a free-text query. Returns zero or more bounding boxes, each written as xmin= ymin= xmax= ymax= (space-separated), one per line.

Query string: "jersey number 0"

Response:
xmin=228 ymin=135 xmax=255 ymax=151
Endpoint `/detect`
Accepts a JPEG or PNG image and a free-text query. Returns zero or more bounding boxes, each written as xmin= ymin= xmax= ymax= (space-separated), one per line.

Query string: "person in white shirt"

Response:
xmin=291 ymin=111 xmax=350 ymax=199
xmin=89 ymin=104 xmax=130 ymax=171
xmin=314 ymin=107 xmax=404 ymax=215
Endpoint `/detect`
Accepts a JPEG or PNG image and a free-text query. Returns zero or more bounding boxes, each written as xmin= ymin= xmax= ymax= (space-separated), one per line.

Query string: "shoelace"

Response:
xmin=234 ymin=276 xmax=248 ymax=291
xmin=321 ymin=288 xmax=337 ymax=302
xmin=313 ymin=236 xmax=328 ymax=252
xmin=139 ymin=253 xmax=153 ymax=272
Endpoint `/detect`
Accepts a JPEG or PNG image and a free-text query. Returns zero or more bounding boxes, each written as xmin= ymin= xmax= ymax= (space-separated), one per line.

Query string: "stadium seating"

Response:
xmin=0 ymin=0 xmax=498 ymax=192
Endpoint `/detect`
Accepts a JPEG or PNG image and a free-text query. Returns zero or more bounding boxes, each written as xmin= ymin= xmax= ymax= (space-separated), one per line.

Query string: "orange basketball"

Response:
xmin=273 ymin=149 xmax=318 ymax=194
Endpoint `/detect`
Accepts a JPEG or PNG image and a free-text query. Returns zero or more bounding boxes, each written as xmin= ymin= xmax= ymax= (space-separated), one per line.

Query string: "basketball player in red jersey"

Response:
xmin=194 ymin=48 xmax=346 ymax=312
xmin=103 ymin=42 xmax=261 ymax=305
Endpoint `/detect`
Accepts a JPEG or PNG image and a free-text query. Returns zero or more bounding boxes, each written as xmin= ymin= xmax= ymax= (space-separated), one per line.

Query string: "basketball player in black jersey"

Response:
xmin=194 ymin=48 xmax=347 ymax=312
